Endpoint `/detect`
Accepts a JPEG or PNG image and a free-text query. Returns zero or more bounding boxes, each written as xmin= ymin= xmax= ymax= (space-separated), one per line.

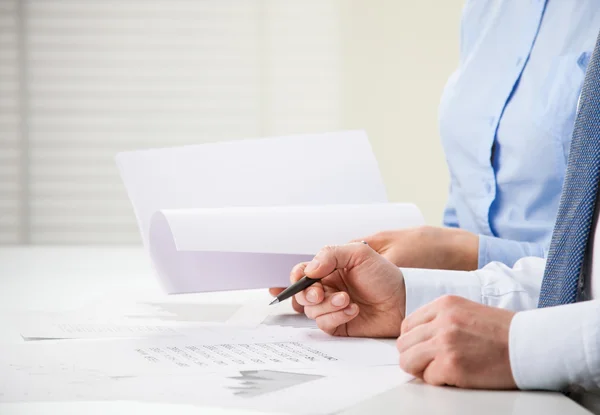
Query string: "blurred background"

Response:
xmin=0 ymin=0 xmax=463 ymax=245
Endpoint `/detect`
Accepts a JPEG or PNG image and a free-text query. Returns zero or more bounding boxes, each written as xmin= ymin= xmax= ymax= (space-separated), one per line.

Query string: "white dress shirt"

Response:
xmin=402 ymin=226 xmax=600 ymax=393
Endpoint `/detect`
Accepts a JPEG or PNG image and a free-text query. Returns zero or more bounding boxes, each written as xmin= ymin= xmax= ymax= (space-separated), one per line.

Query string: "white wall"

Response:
xmin=0 ymin=0 xmax=464 ymax=244
xmin=339 ymin=0 xmax=464 ymax=225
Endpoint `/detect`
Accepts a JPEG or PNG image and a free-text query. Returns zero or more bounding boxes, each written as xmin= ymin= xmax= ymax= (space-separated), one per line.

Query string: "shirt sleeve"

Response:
xmin=402 ymin=256 xmax=546 ymax=316
xmin=478 ymin=234 xmax=547 ymax=268
xmin=510 ymin=300 xmax=600 ymax=391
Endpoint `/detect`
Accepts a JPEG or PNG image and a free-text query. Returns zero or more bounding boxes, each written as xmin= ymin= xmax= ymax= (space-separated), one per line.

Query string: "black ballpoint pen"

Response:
xmin=269 ymin=241 xmax=368 ymax=305
xmin=269 ymin=275 xmax=320 ymax=306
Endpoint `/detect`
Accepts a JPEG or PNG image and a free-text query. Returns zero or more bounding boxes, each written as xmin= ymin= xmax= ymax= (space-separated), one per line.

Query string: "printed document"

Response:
xmin=1 ymin=327 xmax=414 ymax=414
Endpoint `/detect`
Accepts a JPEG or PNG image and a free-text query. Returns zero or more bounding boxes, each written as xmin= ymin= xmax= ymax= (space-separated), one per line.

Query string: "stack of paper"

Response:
xmin=2 ymin=323 xmax=414 ymax=413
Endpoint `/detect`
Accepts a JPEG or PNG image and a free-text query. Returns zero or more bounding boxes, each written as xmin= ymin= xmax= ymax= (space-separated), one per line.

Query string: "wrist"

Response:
xmin=438 ymin=227 xmax=479 ymax=271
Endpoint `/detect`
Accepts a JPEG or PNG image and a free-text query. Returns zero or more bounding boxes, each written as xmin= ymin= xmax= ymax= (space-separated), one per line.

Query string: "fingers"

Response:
xmin=399 ymin=339 xmax=437 ymax=378
xmin=422 ymin=360 xmax=450 ymax=386
xmin=303 ymin=291 xmax=350 ymax=320
xmin=303 ymin=243 xmax=373 ymax=280
xmin=401 ymin=301 xmax=439 ymax=334
xmin=397 ymin=322 xmax=436 ymax=376
xmin=402 ymin=295 xmax=466 ymax=334
xmin=315 ymin=304 xmax=359 ymax=335
xmin=396 ymin=323 xmax=434 ymax=353
xmin=270 ymin=261 xmax=309 ymax=297
xmin=290 ymin=262 xmax=309 ymax=283
xmin=270 ymin=262 xmax=310 ymax=304
xmin=289 ymin=262 xmax=325 ymax=307
xmin=269 ymin=287 xmax=303 ymax=313
xmin=294 ymin=283 xmax=325 ymax=307
xmin=302 ymin=291 xmax=358 ymax=336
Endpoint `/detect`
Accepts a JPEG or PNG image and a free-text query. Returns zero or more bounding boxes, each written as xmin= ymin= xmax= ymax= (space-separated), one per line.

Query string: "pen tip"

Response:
xmin=269 ymin=298 xmax=279 ymax=306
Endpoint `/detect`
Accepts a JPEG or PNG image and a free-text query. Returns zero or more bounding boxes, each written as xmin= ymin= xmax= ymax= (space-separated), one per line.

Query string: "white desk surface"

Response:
xmin=0 ymin=246 xmax=591 ymax=415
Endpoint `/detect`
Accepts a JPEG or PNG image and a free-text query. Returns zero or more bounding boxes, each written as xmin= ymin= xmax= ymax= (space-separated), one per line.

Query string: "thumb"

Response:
xmin=304 ymin=242 xmax=373 ymax=280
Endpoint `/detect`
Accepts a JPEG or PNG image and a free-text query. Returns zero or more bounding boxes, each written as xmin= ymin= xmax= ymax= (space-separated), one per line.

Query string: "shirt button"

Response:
xmin=484 ymin=182 xmax=494 ymax=194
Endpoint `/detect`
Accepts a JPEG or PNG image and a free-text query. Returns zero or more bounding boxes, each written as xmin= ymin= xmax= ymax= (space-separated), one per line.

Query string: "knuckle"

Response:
xmin=443 ymin=351 xmax=463 ymax=370
xmin=290 ymin=263 xmax=307 ymax=281
xmin=437 ymin=294 xmax=458 ymax=308
xmin=442 ymin=311 xmax=462 ymax=326
xmin=321 ymin=245 xmax=337 ymax=255
xmin=316 ymin=245 xmax=338 ymax=264
xmin=438 ymin=325 xmax=460 ymax=345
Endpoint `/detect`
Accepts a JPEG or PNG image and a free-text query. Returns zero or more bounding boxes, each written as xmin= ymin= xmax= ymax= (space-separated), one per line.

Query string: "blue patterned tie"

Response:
xmin=538 ymin=32 xmax=600 ymax=308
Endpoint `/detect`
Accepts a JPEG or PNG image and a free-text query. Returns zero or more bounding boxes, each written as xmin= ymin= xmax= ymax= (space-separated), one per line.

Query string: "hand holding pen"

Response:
xmin=269 ymin=241 xmax=407 ymax=338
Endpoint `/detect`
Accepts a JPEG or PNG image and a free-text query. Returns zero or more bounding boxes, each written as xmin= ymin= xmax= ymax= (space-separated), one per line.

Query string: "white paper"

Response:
xmin=154 ymin=203 xmax=423 ymax=255
xmin=261 ymin=314 xmax=317 ymax=329
xmin=3 ymin=327 xmax=398 ymax=377
xmin=149 ymin=203 xmax=423 ymax=293
xmin=1 ymin=366 xmax=413 ymax=415
xmin=1 ymin=329 xmax=412 ymax=414
xmin=116 ymin=130 xmax=388 ymax=249
xmin=20 ymin=322 xmax=185 ymax=341
xmin=0 ymin=402 xmax=267 ymax=415
xmin=16 ymin=289 xmax=280 ymax=341
xmin=117 ymin=131 xmax=422 ymax=294
xmin=16 ymin=300 xmax=249 ymax=340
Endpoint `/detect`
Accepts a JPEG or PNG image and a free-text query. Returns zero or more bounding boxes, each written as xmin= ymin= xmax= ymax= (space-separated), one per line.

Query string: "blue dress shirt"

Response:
xmin=439 ymin=0 xmax=599 ymax=268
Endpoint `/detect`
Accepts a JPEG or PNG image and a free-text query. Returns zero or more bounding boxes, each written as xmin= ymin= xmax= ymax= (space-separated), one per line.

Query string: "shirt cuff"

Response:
xmin=509 ymin=301 xmax=600 ymax=391
xmin=401 ymin=268 xmax=482 ymax=316
xmin=478 ymin=234 xmax=546 ymax=269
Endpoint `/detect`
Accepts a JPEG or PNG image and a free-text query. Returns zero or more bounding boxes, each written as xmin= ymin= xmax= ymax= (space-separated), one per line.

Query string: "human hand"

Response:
xmin=397 ymin=295 xmax=517 ymax=389
xmin=287 ymin=243 xmax=406 ymax=337
xmin=268 ymin=226 xmax=479 ymax=311
xmin=355 ymin=226 xmax=479 ymax=271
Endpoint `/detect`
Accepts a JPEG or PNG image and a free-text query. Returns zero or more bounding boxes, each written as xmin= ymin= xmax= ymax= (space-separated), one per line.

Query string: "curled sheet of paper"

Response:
xmin=116 ymin=131 xmax=387 ymax=248
xmin=149 ymin=203 xmax=424 ymax=293
xmin=117 ymin=130 xmax=424 ymax=293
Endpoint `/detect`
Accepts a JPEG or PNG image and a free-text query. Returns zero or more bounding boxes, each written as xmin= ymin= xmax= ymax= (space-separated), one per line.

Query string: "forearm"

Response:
xmin=438 ymin=227 xmax=479 ymax=270
xmin=410 ymin=226 xmax=479 ymax=271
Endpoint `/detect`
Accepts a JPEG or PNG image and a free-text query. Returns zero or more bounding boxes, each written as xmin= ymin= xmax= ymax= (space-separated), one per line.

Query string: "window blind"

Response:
xmin=3 ymin=0 xmax=342 ymax=244
xmin=0 ymin=0 xmax=21 ymax=244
